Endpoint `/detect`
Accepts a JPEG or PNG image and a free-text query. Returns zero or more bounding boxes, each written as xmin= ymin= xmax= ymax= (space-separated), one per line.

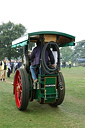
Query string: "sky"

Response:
xmin=0 ymin=0 xmax=85 ymax=42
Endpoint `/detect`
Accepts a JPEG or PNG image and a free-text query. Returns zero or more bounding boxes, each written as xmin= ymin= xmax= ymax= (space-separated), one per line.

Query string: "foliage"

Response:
xmin=60 ymin=47 xmax=73 ymax=62
xmin=0 ymin=21 xmax=26 ymax=60
xmin=71 ymin=40 xmax=85 ymax=63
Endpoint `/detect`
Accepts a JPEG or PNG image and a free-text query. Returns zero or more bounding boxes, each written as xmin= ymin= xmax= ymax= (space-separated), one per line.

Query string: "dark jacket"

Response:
xmin=30 ymin=45 xmax=55 ymax=66
xmin=18 ymin=62 xmax=22 ymax=68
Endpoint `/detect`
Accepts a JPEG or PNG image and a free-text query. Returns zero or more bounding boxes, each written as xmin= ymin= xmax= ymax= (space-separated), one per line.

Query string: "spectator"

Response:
xmin=18 ymin=59 xmax=22 ymax=68
xmin=14 ymin=60 xmax=18 ymax=72
xmin=62 ymin=61 xmax=66 ymax=68
xmin=0 ymin=58 xmax=7 ymax=81
xmin=7 ymin=60 xmax=11 ymax=78
xmin=66 ymin=62 xmax=68 ymax=67
xmin=68 ymin=60 xmax=71 ymax=68
xmin=10 ymin=60 xmax=14 ymax=73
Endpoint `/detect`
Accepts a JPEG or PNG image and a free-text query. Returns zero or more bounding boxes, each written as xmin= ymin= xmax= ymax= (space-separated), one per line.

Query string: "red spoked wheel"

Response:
xmin=14 ymin=68 xmax=30 ymax=110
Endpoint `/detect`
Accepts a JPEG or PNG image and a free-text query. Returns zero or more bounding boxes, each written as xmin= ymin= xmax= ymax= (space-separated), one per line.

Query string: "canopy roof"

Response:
xmin=12 ymin=31 xmax=75 ymax=48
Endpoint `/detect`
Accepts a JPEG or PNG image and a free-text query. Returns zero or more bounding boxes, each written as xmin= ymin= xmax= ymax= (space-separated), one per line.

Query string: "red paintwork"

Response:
xmin=14 ymin=70 xmax=22 ymax=108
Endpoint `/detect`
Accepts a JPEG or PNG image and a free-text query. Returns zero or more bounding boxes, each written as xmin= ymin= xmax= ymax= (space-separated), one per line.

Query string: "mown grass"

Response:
xmin=0 ymin=67 xmax=85 ymax=128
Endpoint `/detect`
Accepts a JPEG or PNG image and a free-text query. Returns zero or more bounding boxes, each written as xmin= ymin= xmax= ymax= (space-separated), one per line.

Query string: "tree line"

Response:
xmin=60 ymin=40 xmax=85 ymax=64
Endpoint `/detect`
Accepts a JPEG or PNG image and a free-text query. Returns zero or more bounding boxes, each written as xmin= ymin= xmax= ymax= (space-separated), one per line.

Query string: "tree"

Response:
xmin=0 ymin=21 xmax=26 ymax=60
xmin=60 ymin=47 xmax=73 ymax=62
xmin=71 ymin=40 xmax=85 ymax=63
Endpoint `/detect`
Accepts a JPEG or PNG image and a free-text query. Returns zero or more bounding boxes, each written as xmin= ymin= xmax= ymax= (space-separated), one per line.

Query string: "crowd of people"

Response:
xmin=61 ymin=60 xmax=72 ymax=68
xmin=0 ymin=58 xmax=22 ymax=81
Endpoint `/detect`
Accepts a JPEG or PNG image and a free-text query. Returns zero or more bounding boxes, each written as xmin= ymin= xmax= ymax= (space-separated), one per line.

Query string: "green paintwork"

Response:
xmin=12 ymin=41 xmax=28 ymax=48
xmin=44 ymin=77 xmax=56 ymax=85
xmin=59 ymin=41 xmax=75 ymax=47
xmin=44 ymin=77 xmax=57 ymax=103
xmin=34 ymin=75 xmax=58 ymax=103
xmin=12 ymin=31 xmax=75 ymax=48
xmin=29 ymin=31 xmax=75 ymax=40
xmin=28 ymin=72 xmax=59 ymax=103
xmin=35 ymin=90 xmax=41 ymax=102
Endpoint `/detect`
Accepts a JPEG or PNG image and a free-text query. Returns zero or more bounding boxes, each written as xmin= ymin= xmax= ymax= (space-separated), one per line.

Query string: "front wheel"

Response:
xmin=14 ymin=68 xmax=30 ymax=110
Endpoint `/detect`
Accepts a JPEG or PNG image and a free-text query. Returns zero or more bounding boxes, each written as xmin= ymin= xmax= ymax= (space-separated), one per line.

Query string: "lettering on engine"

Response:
xmin=45 ymin=84 xmax=55 ymax=87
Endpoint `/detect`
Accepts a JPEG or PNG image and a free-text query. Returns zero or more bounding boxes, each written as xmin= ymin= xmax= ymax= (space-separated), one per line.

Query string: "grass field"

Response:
xmin=0 ymin=67 xmax=85 ymax=128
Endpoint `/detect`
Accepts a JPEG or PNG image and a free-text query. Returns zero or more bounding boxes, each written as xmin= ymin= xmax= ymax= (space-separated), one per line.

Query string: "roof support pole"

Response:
xmin=23 ymin=44 xmax=29 ymax=72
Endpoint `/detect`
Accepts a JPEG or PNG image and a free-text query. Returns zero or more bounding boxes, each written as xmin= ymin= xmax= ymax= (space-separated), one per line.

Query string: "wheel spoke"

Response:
xmin=20 ymin=89 xmax=22 ymax=93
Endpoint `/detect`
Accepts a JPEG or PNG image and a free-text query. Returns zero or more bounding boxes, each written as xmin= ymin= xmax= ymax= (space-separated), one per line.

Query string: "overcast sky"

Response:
xmin=0 ymin=0 xmax=85 ymax=42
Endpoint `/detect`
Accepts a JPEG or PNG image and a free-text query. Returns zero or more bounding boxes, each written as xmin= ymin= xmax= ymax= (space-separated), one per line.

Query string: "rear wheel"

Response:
xmin=14 ymin=68 xmax=30 ymax=110
xmin=49 ymin=72 xmax=65 ymax=107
